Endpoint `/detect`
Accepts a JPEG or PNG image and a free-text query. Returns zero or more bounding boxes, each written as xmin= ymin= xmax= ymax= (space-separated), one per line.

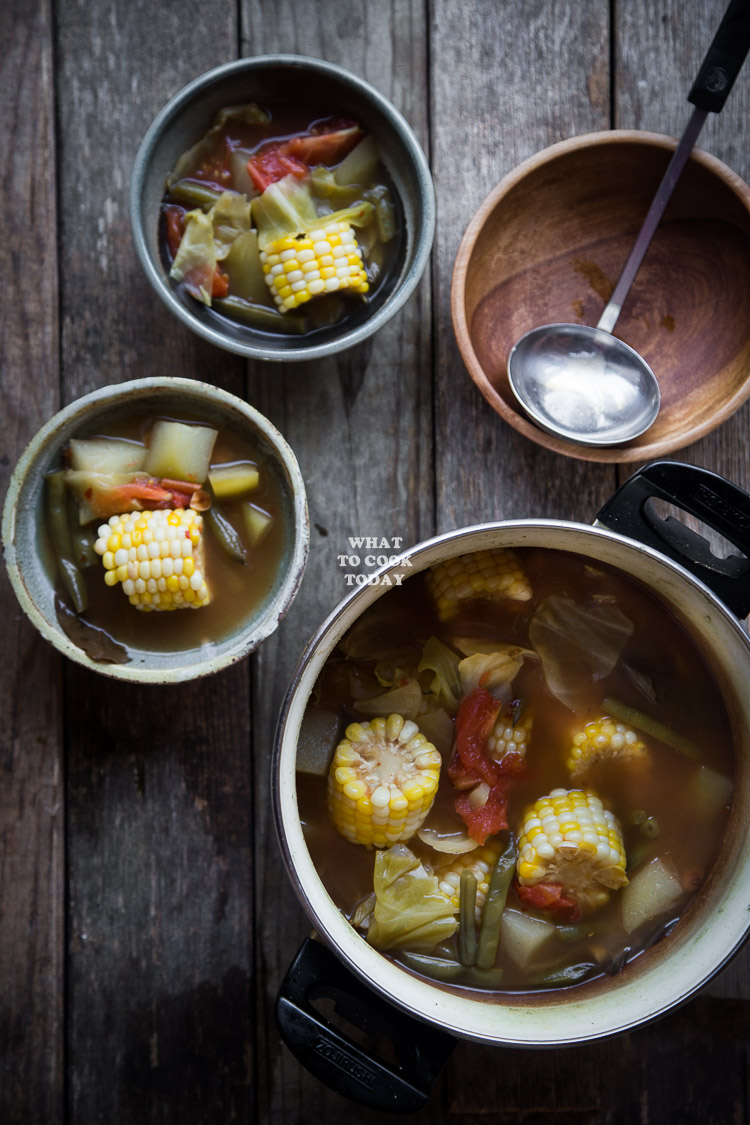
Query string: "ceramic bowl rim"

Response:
xmin=2 ymin=376 xmax=310 ymax=682
xmin=130 ymin=54 xmax=436 ymax=362
xmin=451 ymin=129 xmax=750 ymax=464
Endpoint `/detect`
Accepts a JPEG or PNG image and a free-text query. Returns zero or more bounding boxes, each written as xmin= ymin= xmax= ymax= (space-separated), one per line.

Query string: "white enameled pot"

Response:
xmin=272 ymin=461 xmax=750 ymax=1112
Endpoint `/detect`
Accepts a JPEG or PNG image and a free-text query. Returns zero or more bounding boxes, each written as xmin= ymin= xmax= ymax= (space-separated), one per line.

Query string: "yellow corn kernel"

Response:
xmin=567 ymin=716 xmax=648 ymax=778
xmin=327 ymin=715 xmax=441 ymax=848
xmin=94 ymin=508 xmax=209 ymax=611
xmin=516 ymin=787 xmax=628 ymax=915
xmin=487 ymin=707 xmax=533 ymax=762
xmin=425 ymin=548 xmax=532 ymax=621
xmin=434 ymin=841 xmax=502 ymax=922
xmin=260 ymin=220 xmax=369 ymax=314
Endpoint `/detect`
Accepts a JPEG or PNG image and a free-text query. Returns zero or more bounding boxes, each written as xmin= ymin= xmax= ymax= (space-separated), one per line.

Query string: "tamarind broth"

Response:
xmin=56 ymin=413 xmax=287 ymax=655
xmin=296 ymin=547 xmax=734 ymax=994
xmin=159 ymin=104 xmax=403 ymax=337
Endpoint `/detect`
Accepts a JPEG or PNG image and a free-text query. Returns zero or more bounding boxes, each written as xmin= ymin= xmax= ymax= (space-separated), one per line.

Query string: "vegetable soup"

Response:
xmin=297 ymin=546 xmax=734 ymax=994
xmin=46 ymin=411 xmax=287 ymax=662
xmin=160 ymin=103 xmax=402 ymax=338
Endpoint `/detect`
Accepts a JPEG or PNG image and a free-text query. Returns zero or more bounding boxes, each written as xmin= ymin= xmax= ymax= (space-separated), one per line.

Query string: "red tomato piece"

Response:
xmin=515 ymin=881 xmax=582 ymax=922
xmin=164 ymin=205 xmax=186 ymax=260
xmin=283 ymin=126 xmax=364 ymax=166
xmin=247 ymin=146 xmax=309 ymax=193
xmin=211 ymin=266 xmax=230 ymax=299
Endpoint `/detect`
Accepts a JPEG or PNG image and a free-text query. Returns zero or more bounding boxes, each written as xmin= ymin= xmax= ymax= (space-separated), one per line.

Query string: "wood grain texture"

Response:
xmin=0 ymin=1 xmax=64 ymax=1122
xmin=432 ymin=0 xmax=617 ymax=531
xmin=53 ymin=0 xmax=255 ymax=1121
xmin=3 ymin=0 xmax=750 ymax=1121
xmin=239 ymin=1 xmax=434 ymax=1117
xmin=615 ymin=0 xmax=750 ymax=492
xmin=616 ymin=0 xmax=750 ymax=1011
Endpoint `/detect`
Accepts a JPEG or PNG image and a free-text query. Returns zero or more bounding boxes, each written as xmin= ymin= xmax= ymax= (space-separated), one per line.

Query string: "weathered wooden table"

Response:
xmin=4 ymin=0 xmax=750 ymax=1120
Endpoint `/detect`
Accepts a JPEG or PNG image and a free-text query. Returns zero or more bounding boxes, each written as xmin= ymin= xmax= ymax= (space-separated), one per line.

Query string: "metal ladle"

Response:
xmin=507 ymin=0 xmax=750 ymax=447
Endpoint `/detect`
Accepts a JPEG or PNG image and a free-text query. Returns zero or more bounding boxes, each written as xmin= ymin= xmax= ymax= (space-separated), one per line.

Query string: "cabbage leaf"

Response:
xmin=366 ymin=844 xmax=458 ymax=951
xmin=354 ymin=677 xmax=424 ymax=721
xmin=167 ymin=104 xmax=270 ymax=187
xmin=418 ymin=635 xmax=462 ymax=713
xmin=458 ymin=647 xmax=529 ymax=699
xmin=528 ymin=594 xmax=633 ymax=711
xmin=169 ymin=209 xmax=217 ymax=304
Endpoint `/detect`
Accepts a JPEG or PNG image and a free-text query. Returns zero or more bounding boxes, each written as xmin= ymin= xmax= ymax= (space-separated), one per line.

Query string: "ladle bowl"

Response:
xmin=451 ymin=130 xmax=750 ymax=463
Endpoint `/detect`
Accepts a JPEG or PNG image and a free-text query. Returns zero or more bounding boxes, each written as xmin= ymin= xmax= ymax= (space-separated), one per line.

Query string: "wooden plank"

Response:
xmin=616 ymin=0 xmax=750 ymax=1008
xmin=239 ymin=0 xmax=435 ymax=1118
xmin=0 ymin=1 xmax=64 ymax=1122
xmin=432 ymin=0 xmax=617 ymax=532
xmin=53 ymin=1 xmax=255 ymax=1120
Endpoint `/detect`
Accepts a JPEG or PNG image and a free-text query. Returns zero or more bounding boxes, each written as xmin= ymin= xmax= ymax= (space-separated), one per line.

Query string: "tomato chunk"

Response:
xmin=247 ymin=146 xmax=309 ymax=193
xmin=515 ymin=881 xmax=582 ymax=922
xmin=448 ymin=688 xmax=526 ymax=844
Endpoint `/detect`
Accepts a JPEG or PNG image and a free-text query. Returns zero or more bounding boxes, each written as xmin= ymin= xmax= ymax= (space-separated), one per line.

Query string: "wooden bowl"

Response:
xmin=452 ymin=131 xmax=750 ymax=462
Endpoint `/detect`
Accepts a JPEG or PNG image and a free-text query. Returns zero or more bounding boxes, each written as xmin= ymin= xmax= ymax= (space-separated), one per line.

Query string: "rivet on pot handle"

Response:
xmin=595 ymin=460 xmax=750 ymax=619
xmin=275 ymin=937 xmax=456 ymax=1113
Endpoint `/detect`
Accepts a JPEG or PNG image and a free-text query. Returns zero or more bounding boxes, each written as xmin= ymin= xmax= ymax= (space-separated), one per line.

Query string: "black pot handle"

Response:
xmin=595 ymin=460 xmax=750 ymax=619
xmin=275 ymin=937 xmax=456 ymax=1114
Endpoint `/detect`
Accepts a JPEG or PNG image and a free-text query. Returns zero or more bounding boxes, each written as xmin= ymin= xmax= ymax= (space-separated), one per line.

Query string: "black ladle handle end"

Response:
xmin=688 ymin=0 xmax=750 ymax=112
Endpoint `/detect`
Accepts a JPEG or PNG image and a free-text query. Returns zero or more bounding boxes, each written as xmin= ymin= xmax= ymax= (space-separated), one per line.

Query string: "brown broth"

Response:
xmin=297 ymin=548 xmax=734 ymax=994
xmin=52 ymin=413 xmax=287 ymax=656
xmin=160 ymin=103 xmax=404 ymax=339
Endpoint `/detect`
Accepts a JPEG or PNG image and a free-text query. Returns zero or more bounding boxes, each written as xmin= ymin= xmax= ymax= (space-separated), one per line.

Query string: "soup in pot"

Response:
xmin=296 ymin=546 xmax=734 ymax=994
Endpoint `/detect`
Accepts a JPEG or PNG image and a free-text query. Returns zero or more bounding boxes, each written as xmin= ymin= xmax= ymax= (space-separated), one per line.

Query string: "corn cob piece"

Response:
xmin=260 ymin=222 xmax=368 ymax=312
xmin=517 ymin=788 xmax=628 ymax=914
xmin=94 ymin=508 xmax=209 ymax=611
xmin=434 ymin=840 xmax=502 ymax=923
xmin=327 ymin=715 xmax=441 ymax=848
xmin=426 ymin=548 xmax=532 ymax=622
xmin=487 ymin=709 xmax=533 ymax=763
xmin=567 ymin=716 xmax=648 ymax=779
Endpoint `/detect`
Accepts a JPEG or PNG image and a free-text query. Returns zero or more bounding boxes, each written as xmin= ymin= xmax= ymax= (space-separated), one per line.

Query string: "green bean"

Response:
xmin=213 ymin=296 xmax=310 ymax=335
xmin=168 ymin=178 xmax=223 ymax=211
xmin=459 ymin=869 xmax=478 ymax=966
xmin=398 ymin=951 xmax=464 ymax=981
xmin=204 ymin=504 xmax=247 ymax=565
xmin=475 ymin=835 xmax=517 ymax=970
xmin=398 ymin=951 xmax=504 ymax=989
xmin=603 ymin=696 xmax=700 ymax=761
xmin=67 ymin=493 xmax=98 ymax=568
xmin=461 ymin=965 xmax=504 ymax=989
xmin=530 ymin=962 xmax=597 ymax=988
xmin=555 ymin=924 xmax=587 ymax=943
xmin=46 ymin=473 xmax=88 ymax=614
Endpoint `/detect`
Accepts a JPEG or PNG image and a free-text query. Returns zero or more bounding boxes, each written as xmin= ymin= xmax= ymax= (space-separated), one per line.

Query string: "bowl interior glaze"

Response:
xmin=452 ymin=132 xmax=750 ymax=462
xmin=131 ymin=56 xmax=435 ymax=362
xmin=2 ymin=377 xmax=309 ymax=682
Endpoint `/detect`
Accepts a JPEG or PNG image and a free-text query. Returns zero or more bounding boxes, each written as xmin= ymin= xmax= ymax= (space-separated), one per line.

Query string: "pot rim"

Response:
xmin=273 ymin=518 xmax=750 ymax=1046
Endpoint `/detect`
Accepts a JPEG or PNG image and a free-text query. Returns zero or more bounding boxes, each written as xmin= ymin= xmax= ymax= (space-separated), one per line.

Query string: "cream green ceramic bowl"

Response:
xmin=2 ymin=377 xmax=309 ymax=682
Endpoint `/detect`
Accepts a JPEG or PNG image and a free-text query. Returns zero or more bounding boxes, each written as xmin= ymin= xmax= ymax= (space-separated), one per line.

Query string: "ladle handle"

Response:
xmin=597 ymin=0 xmax=750 ymax=336
xmin=688 ymin=0 xmax=750 ymax=113
xmin=595 ymin=107 xmax=707 ymax=334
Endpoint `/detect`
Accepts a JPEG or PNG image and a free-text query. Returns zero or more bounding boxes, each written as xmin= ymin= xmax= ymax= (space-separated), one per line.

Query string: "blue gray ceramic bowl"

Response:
xmin=130 ymin=56 xmax=435 ymax=362
xmin=2 ymin=378 xmax=309 ymax=682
